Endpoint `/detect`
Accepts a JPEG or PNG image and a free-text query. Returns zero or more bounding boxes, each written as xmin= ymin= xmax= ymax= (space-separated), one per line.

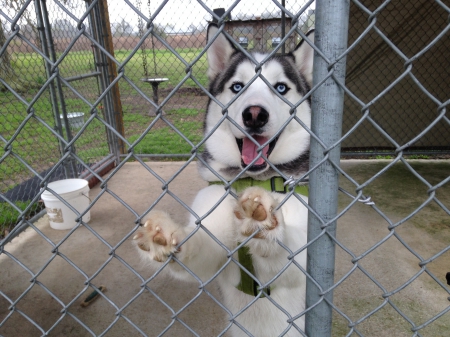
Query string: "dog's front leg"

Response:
xmin=134 ymin=210 xmax=215 ymax=281
xmin=134 ymin=186 xmax=235 ymax=281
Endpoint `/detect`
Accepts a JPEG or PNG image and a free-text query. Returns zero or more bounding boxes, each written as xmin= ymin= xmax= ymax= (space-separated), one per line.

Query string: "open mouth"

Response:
xmin=236 ymin=135 xmax=278 ymax=171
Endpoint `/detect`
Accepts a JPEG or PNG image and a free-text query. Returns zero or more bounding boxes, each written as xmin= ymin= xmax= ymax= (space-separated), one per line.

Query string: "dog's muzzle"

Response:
xmin=236 ymin=106 xmax=278 ymax=172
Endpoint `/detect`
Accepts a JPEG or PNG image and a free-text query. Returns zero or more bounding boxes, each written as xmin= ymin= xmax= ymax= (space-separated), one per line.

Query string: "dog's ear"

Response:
xmin=207 ymin=24 xmax=237 ymax=79
xmin=292 ymin=30 xmax=315 ymax=86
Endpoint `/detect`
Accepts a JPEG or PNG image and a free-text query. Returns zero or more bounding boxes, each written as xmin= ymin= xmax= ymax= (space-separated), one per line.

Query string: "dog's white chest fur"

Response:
xmin=136 ymin=185 xmax=308 ymax=336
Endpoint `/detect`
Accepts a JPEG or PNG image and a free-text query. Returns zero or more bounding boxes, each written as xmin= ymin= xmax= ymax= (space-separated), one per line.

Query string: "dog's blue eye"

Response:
xmin=231 ymin=83 xmax=244 ymax=93
xmin=275 ymin=83 xmax=288 ymax=95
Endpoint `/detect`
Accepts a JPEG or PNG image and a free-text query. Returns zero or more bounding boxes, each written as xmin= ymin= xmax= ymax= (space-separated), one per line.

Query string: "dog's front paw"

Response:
xmin=133 ymin=211 xmax=182 ymax=262
xmin=234 ymin=186 xmax=282 ymax=239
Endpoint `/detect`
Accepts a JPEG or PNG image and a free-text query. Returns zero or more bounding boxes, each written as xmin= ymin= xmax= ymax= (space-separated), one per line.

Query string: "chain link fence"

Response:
xmin=1 ymin=0 xmax=449 ymax=336
xmin=342 ymin=0 xmax=450 ymax=156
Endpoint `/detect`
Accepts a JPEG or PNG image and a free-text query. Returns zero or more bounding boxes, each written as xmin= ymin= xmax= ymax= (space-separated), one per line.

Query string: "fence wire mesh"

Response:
xmin=1 ymin=0 xmax=449 ymax=336
xmin=342 ymin=0 xmax=450 ymax=156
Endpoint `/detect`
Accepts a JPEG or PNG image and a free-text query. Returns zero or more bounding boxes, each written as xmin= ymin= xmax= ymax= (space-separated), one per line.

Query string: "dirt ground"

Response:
xmin=0 ymin=160 xmax=449 ymax=336
xmin=334 ymin=160 xmax=450 ymax=336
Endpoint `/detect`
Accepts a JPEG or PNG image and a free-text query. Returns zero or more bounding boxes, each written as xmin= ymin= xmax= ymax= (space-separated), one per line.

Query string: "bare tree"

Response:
xmin=196 ymin=22 xmax=207 ymax=33
xmin=53 ymin=19 xmax=77 ymax=38
xmin=2 ymin=0 xmax=42 ymax=47
xmin=1 ymin=0 xmax=75 ymax=91
xmin=188 ymin=24 xmax=197 ymax=35
xmin=0 ymin=0 xmax=41 ymax=92
xmin=112 ymin=19 xmax=134 ymax=37
xmin=0 ymin=19 xmax=16 ymax=92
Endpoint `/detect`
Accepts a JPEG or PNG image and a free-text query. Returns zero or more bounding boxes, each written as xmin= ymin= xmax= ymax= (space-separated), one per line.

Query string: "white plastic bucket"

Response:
xmin=41 ymin=179 xmax=91 ymax=230
xmin=60 ymin=112 xmax=85 ymax=129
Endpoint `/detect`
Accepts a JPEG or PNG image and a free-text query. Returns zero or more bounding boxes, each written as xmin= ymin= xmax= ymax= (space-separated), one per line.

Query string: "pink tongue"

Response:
xmin=242 ymin=135 xmax=269 ymax=166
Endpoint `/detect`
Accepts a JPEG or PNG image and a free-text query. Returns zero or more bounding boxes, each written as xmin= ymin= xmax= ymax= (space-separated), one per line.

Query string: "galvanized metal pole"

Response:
xmin=305 ymin=0 xmax=350 ymax=336
xmin=35 ymin=0 xmax=74 ymax=179
xmin=41 ymin=0 xmax=79 ymax=178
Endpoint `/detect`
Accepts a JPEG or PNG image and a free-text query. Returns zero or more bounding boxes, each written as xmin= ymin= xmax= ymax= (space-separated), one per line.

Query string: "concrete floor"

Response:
xmin=0 ymin=160 xmax=449 ymax=336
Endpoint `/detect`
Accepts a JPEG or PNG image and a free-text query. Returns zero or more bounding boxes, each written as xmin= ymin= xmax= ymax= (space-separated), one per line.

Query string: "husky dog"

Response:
xmin=134 ymin=24 xmax=314 ymax=336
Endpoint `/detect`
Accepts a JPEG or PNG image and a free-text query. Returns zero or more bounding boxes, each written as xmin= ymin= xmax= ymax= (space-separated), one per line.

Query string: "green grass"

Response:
xmin=0 ymin=103 xmax=204 ymax=236
xmin=1 ymin=47 xmax=209 ymax=235
xmin=0 ymin=201 xmax=45 ymax=238
xmin=128 ymin=120 xmax=203 ymax=155
xmin=0 ymin=91 xmax=108 ymax=181
xmin=374 ymin=154 xmax=430 ymax=160
xmin=10 ymin=47 xmax=208 ymax=94
xmin=1 ymin=46 xmax=208 ymax=177
xmin=406 ymin=154 xmax=430 ymax=159
xmin=0 ymin=104 xmax=203 ymax=236
xmin=106 ymin=48 xmax=208 ymax=90
xmin=0 ymin=90 xmax=204 ymax=182
xmin=375 ymin=155 xmax=394 ymax=159
xmin=166 ymin=108 xmax=199 ymax=116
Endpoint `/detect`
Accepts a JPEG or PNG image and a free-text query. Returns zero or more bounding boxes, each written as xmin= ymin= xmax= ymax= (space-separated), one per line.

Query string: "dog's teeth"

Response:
xmin=156 ymin=226 xmax=161 ymax=232
xmin=254 ymin=197 xmax=260 ymax=202
xmin=172 ymin=239 xmax=177 ymax=245
xmin=143 ymin=222 xmax=149 ymax=228
xmin=133 ymin=235 xmax=139 ymax=240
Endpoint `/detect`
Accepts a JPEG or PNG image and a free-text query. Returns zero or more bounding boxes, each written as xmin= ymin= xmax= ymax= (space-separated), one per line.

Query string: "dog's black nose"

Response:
xmin=242 ymin=106 xmax=269 ymax=129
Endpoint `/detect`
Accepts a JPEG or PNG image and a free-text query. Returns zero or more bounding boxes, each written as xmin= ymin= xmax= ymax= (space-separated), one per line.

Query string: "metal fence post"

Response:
xmin=305 ymin=0 xmax=350 ymax=336
xmin=96 ymin=0 xmax=126 ymax=161
xmin=42 ymin=0 xmax=80 ymax=178
xmin=34 ymin=0 xmax=77 ymax=179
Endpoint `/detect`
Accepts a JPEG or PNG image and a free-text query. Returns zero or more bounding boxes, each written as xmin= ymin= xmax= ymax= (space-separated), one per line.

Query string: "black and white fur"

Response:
xmin=134 ymin=24 xmax=314 ymax=336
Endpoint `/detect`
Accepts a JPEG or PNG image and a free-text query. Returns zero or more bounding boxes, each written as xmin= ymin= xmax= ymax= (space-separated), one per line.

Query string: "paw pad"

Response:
xmin=234 ymin=187 xmax=281 ymax=239
xmin=133 ymin=211 xmax=182 ymax=262
xmin=240 ymin=197 xmax=267 ymax=221
xmin=153 ymin=232 xmax=167 ymax=246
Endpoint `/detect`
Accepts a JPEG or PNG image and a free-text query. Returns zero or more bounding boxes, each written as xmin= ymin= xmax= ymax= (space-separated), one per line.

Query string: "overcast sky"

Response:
xmin=107 ymin=0 xmax=315 ymax=31
xmin=2 ymin=0 xmax=315 ymax=33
